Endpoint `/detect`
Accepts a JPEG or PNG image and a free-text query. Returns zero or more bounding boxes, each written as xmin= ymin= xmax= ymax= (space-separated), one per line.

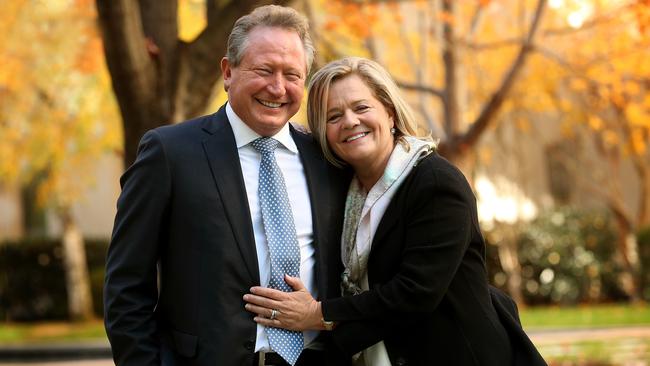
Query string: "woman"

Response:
xmin=244 ymin=57 xmax=545 ymax=366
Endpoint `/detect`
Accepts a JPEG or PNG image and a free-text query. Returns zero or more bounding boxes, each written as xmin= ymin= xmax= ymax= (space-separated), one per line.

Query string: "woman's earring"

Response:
xmin=390 ymin=128 xmax=396 ymax=135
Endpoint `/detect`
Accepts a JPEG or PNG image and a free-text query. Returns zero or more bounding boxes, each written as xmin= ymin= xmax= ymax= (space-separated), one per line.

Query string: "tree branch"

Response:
xmin=611 ymin=103 xmax=650 ymax=227
xmin=462 ymin=2 xmax=632 ymax=51
xmin=442 ymin=0 xmax=459 ymax=138
xmin=394 ymin=80 xmax=444 ymax=98
xmin=453 ymin=0 xmax=547 ymax=156
xmin=468 ymin=1 xmax=485 ymax=39
xmin=96 ymin=0 xmax=156 ymax=134
xmin=394 ymin=7 xmax=443 ymax=138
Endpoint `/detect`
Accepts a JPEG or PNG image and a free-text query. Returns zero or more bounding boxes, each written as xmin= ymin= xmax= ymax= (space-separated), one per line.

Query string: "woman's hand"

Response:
xmin=243 ymin=275 xmax=325 ymax=331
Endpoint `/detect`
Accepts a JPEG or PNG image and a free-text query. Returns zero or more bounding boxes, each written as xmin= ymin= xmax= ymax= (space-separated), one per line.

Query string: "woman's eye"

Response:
xmin=356 ymin=105 xmax=369 ymax=112
xmin=327 ymin=115 xmax=340 ymax=123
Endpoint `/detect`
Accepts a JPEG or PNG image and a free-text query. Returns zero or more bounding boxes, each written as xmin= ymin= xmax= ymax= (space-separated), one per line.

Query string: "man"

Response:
xmin=104 ymin=5 xmax=348 ymax=366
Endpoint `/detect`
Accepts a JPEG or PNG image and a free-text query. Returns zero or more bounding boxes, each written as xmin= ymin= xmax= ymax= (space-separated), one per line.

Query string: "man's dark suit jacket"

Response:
xmin=104 ymin=105 xmax=348 ymax=366
xmin=321 ymin=153 xmax=546 ymax=366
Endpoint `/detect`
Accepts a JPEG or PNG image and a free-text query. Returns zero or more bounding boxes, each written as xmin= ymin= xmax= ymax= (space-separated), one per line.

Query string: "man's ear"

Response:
xmin=221 ymin=57 xmax=231 ymax=92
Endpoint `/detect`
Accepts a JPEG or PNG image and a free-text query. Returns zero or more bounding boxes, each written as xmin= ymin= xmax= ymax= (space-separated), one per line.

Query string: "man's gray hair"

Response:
xmin=226 ymin=5 xmax=315 ymax=74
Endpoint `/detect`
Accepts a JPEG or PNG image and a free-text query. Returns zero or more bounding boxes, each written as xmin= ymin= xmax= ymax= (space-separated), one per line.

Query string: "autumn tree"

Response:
xmin=0 ymin=0 xmax=120 ymax=320
xmin=311 ymin=0 xmax=546 ymax=167
xmin=456 ymin=0 xmax=650 ymax=301
xmin=528 ymin=0 xmax=650 ymax=301
xmin=310 ymin=0 xmax=650 ymax=304
xmin=311 ymin=0 xmax=547 ymax=304
xmin=96 ymin=0 xmax=295 ymax=168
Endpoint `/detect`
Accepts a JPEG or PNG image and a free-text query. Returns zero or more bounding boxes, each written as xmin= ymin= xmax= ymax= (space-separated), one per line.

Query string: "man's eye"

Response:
xmin=286 ymin=73 xmax=301 ymax=81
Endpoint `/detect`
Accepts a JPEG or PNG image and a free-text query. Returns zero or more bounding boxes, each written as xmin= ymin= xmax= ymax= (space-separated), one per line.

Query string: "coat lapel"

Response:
xmin=369 ymin=187 xmax=403 ymax=252
xmin=201 ymin=106 xmax=259 ymax=284
xmin=291 ymin=126 xmax=331 ymax=296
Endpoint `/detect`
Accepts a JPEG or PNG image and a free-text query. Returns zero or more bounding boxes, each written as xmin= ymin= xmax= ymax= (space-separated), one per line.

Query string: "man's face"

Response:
xmin=221 ymin=26 xmax=307 ymax=136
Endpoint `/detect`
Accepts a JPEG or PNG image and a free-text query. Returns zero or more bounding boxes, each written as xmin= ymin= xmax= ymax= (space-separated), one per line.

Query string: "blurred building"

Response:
xmin=472 ymin=112 xmax=641 ymax=229
xmin=0 ymin=154 xmax=122 ymax=241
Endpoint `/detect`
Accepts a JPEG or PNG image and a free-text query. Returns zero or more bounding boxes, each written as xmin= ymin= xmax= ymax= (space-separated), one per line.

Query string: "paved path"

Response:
xmin=0 ymin=341 xmax=112 ymax=365
xmin=529 ymin=325 xmax=650 ymax=364
xmin=0 ymin=361 xmax=113 ymax=366
xmin=528 ymin=325 xmax=650 ymax=344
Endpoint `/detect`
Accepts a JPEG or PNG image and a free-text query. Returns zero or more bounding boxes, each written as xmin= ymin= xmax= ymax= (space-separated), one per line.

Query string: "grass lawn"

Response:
xmin=0 ymin=319 xmax=106 ymax=344
xmin=520 ymin=303 xmax=650 ymax=329
xmin=539 ymin=337 xmax=650 ymax=365
xmin=0 ymin=304 xmax=649 ymax=345
xmin=520 ymin=304 xmax=650 ymax=365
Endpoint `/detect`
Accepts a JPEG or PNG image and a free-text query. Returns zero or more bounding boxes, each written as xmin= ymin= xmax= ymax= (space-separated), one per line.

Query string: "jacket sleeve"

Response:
xmin=104 ymin=130 xmax=171 ymax=366
xmin=322 ymin=158 xmax=477 ymax=354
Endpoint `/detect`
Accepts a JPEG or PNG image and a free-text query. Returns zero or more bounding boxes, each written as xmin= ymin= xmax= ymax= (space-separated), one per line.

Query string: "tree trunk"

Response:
xmin=497 ymin=225 xmax=525 ymax=307
xmin=638 ymin=164 xmax=650 ymax=228
xmin=60 ymin=207 xmax=94 ymax=321
xmin=441 ymin=0 xmax=461 ymax=143
xmin=96 ymin=0 xmax=291 ymax=168
xmin=575 ymin=136 xmax=644 ymax=302
xmin=20 ymin=170 xmax=49 ymax=238
xmin=594 ymin=116 xmax=644 ymax=301
xmin=630 ymin=145 xmax=650 ymax=228
xmin=611 ymin=211 xmax=642 ymax=303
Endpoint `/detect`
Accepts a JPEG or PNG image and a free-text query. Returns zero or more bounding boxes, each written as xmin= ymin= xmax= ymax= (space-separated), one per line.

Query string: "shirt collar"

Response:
xmin=226 ymin=102 xmax=298 ymax=153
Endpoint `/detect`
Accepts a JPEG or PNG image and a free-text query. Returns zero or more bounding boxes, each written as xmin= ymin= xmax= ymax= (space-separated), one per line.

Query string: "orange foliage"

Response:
xmin=634 ymin=1 xmax=650 ymax=35
xmin=323 ymin=20 xmax=338 ymax=32
xmin=0 ymin=0 xmax=120 ymax=208
xmin=75 ymin=37 xmax=104 ymax=74
xmin=437 ymin=10 xmax=455 ymax=25
xmin=322 ymin=0 xmax=381 ymax=40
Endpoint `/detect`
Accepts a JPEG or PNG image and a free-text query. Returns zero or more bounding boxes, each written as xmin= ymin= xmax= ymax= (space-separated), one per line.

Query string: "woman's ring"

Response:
xmin=270 ymin=309 xmax=278 ymax=320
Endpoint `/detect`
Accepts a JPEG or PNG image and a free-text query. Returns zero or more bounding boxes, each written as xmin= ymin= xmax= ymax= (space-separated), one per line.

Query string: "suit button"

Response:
xmin=244 ymin=340 xmax=254 ymax=351
xmin=395 ymin=357 xmax=407 ymax=366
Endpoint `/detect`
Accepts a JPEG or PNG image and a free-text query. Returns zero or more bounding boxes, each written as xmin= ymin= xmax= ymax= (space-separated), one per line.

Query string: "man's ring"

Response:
xmin=270 ymin=309 xmax=278 ymax=320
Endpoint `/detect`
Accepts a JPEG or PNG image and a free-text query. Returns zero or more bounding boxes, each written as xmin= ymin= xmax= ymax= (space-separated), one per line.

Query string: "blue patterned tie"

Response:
xmin=251 ymin=137 xmax=304 ymax=365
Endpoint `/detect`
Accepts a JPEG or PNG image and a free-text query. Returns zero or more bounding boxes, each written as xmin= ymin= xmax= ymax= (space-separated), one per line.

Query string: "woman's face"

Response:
xmin=325 ymin=74 xmax=395 ymax=171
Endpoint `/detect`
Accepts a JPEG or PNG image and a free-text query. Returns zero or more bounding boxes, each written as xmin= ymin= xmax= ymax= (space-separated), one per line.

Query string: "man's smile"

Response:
xmin=257 ymin=99 xmax=284 ymax=108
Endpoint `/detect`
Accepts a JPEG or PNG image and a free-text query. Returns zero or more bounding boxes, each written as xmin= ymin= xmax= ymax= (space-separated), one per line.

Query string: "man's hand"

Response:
xmin=243 ymin=275 xmax=324 ymax=331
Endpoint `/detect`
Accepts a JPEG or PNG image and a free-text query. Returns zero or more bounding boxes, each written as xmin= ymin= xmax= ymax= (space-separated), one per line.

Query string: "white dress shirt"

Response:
xmin=225 ymin=103 xmax=319 ymax=352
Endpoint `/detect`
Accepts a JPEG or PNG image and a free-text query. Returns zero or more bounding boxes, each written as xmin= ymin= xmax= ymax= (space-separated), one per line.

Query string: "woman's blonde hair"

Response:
xmin=307 ymin=57 xmax=425 ymax=167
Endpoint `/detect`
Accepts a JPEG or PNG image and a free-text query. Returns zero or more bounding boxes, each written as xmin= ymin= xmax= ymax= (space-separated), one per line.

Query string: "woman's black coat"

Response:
xmin=321 ymin=153 xmax=546 ymax=366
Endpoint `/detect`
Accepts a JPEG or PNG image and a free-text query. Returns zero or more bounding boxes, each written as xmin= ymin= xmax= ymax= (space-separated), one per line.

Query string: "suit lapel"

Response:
xmin=201 ymin=106 xmax=259 ymax=284
xmin=291 ymin=126 xmax=331 ymax=296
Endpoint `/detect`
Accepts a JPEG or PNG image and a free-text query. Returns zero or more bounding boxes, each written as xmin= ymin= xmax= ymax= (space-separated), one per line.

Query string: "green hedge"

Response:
xmin=2 ymin=216 xmax=648 ymax=319
xmin=0 ymin=238 xmax=108 ymax=321
xmin=485 ymin=207 xmax=630 ymax=305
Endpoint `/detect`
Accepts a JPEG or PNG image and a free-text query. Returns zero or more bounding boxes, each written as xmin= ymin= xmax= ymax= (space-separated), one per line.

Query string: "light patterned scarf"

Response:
xmin=341 ymin=136 xmax=434 ymax=296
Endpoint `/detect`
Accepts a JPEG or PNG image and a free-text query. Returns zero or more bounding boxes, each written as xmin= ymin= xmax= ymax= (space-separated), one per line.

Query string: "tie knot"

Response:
xmin=251 ymin=137 xmax=280 ymax=155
